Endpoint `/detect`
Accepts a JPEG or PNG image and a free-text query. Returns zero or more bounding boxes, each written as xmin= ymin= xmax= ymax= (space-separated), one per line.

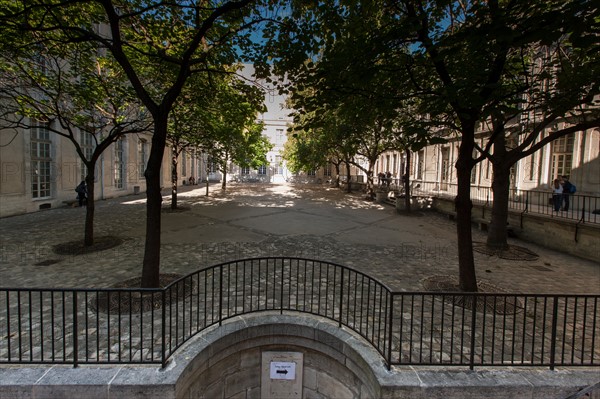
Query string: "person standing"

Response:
xmin=377 ymin=172 xmax=384 ymax=186
xmin=75 ymin=181 xmax=87 ymax=207
xmin=552 ymin=178 xmax=563 ymax=213
xmin=561 ymin=175 xmax=573 ymax=211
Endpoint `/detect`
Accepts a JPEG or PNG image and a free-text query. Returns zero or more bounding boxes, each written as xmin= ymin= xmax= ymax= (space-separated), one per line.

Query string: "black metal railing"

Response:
xmin=409 ymin=181 xmax=599 ymax=224
xmin=1 ymin=258 xmax=598 ymax=369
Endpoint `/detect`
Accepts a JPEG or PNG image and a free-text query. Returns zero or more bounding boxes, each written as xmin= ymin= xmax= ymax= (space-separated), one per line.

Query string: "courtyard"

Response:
xmin=1 ymin=183 xmax=599 ymax=398
xmin=1 ymin=183 xmax=598 ymax=294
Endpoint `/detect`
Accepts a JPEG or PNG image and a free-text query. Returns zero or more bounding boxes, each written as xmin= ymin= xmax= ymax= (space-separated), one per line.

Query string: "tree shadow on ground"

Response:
xmin=52 ymin=235 xmax=124 ymax=256
xmin=91 ymin=273 xmax=192 ymax=313
xmin=422 ymin=275 xmax=523 ymax=315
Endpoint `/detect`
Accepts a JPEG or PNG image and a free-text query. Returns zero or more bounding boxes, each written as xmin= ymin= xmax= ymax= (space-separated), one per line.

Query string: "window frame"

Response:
xmin=114 ymin=138 xmax=125 ymax=189
xmin=30 ymin=122 xmax=52 ymax=199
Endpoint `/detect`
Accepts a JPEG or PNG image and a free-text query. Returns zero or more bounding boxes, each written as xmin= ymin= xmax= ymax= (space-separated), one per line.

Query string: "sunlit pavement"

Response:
xmin=1 ymin=183 xmax=598 ymax=294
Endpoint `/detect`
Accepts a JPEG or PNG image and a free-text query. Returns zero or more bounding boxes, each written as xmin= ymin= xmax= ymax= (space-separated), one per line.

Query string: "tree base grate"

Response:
xmin=422 ymin=275 xmax=523 ymax=315
xmin=473 ymin=242 xmax=539 ymax=261
xmin=90 ymin=273 xmax=194 ymax=314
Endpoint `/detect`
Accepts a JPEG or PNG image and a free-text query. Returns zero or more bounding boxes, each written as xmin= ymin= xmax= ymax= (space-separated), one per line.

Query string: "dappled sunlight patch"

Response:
xmin=123 ymin=183 xmax=380 ymax=211
xmin=266 ymin=184 xmax=301 ymax=198
xmin=238 ymin=201 xmax=296 ymax=208
xmin=176 ymin=188 xmax=210 ymax=198
xmin=187 ymin=199 xmax=227 ymax=206
xmin=122 ymin=198 xmax=147 ymax=205
xmin=332 ymin=196 xmax=386 ymax=210
xmin=218 ymin=190 xmax=277 ymax=198
xmin=190 ymin=196 xmax=236 ymax=205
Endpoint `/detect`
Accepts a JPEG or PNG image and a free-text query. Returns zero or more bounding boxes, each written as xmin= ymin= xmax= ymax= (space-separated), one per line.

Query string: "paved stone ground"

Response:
xmin=0 ymin=183 xmax=599 ymax=381
xmin=1 ymin=183 xmax=598 ymax=294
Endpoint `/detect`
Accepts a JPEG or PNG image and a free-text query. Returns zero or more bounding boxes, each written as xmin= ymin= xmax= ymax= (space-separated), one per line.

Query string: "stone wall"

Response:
xmin=431 ymin=197 xmax=600 ymax=262
xmin=1 ymin=314 xmax=598 ymax=399
xmin=176 ymin=315 xmax=380 ymax=399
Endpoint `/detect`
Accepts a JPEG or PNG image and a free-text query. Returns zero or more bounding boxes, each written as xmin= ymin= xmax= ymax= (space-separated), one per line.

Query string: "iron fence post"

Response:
xmin=280 ymin=258 xmax=284 ymax=315
xmin=339 ymin=268 xmax=344 ymax=327
xmin=161 ymin=289 xmax=166 ymax=368
xmin=575 ymin=197 xmax=586 ymax=242
xmin=469 ymin=295 xmax=477 ymax=370
xmin=72 ymin=291 xmax=78 ymax=368
xmin=549 ymin=296 xmax=559 ymax=370
xmin=219 ymin=266 xmax=224 ymax=326
xmin=3 ymin=259 xmax=600 ymax=370
xmin=386 ymin=293 xmax=394 ymax=370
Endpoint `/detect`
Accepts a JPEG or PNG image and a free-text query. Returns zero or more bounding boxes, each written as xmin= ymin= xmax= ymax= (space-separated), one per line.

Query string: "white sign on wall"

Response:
xmin=261 ymin=351 xmax=304 ymax=399
xmin=270 ymin=361 xmax=296 ymax=380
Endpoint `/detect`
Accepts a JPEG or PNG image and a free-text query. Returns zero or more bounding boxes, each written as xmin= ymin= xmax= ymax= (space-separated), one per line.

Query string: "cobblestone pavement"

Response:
xmin=0 ymin=182 xmax=598 ymax=293
xmin=1 ymin=183 xmax=599 ymax=367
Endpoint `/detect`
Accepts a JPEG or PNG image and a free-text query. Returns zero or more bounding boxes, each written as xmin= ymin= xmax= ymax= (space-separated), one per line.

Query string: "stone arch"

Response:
xmin=173 ymin=313 xmax=386 ymax=399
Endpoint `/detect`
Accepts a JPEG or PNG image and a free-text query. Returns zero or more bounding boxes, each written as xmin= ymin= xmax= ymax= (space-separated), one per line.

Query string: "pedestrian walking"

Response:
xmin=75 ymin=181 xmax=87 ymax=207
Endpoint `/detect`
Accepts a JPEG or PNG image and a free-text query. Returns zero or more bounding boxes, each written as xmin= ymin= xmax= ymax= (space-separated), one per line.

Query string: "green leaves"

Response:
xmin=170 ymin=65 xmax=270 ymax=172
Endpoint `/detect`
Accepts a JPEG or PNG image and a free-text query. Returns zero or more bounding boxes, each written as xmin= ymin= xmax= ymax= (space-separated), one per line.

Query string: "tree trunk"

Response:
xmin=334 ymin=163 xmax=340 ymax=188
xmin=485 ymin=128 xmax=512 ymax=250
xmin=455 ymin=128 xmax=478 ymax=292
xmin=171 ymin=153 xmax=178 ymax=210
xmin=366 ymin=167 xmax=375 ymax=199
xmin=404 ymin=149 xmax=411 ymax=212
xmin=141 ymin=114 xmax=167 ymax=288
xmin=221 ymin=154 xmax=228 ymax=190
xmin=84 ymin=171 xmax=95 ymax=246
xmin=345 ymin=162 xmax=352 ymax=193
xmin=486 ymin=161 xmax=511 ymax=250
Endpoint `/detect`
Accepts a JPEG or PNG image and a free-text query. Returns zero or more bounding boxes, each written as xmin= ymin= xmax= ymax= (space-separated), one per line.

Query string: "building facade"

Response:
xmin=0 ymin=67 xmax=294 ymax=217
xmin=368 ymin=128 xmax=600 ymax=198
xmin=225 ymin=65 xmax=293 ymax=183
xmin=1 ymin=123 xmax=163 ymax=217
xmin=301 ymin=125 xmax=599 ymax=203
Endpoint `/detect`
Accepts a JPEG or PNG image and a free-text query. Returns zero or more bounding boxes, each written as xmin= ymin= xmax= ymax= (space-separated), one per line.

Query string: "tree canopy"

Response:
xmin=0 ymin=29 xmax=151 ymax=246
xmin=266 ymin=0 xmax=600 ymax=291
xmin=0 ymin=0 xmax=284 ymax=287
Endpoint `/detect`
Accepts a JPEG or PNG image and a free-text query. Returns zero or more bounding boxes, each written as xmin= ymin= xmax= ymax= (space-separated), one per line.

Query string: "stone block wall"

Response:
xmin=1 ymin=315 xmax=598 ymax=399
xmin=431 ymin=197 xmax=600 ymax=262
xmin=176 ymin=316 xmax=380 ymax=399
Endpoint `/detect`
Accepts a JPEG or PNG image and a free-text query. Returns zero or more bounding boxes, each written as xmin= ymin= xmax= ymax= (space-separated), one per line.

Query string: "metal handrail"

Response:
xmin=409 ymin=181 xmax=599 ymax=224
xmin=1 ymin=257 xmax=598 ymax=369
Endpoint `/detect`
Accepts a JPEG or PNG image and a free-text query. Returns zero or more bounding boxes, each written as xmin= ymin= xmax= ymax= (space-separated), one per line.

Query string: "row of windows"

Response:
xmin=28 ymin=122 xmax=151 ymax=199
xmin=238 ymin=157 xmax=288 ymax=176
xmin=241 ymin=165 xmax=268 ymax=175
xmin=25 ymin=121 xmax=581 ymax=200
xmin=376 ymin=132 xmax=577 ymax=187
